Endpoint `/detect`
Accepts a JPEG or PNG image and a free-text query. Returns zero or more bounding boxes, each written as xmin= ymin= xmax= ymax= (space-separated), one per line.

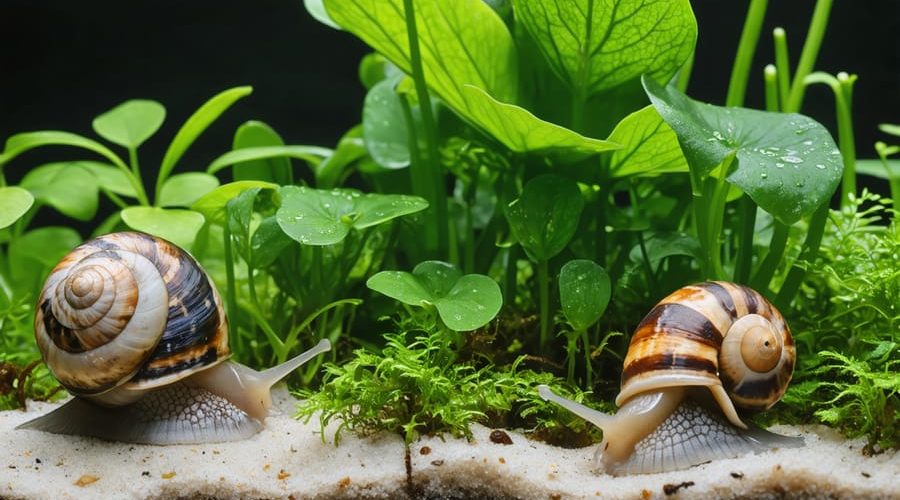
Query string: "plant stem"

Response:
xmin=537 ymin=258 xmax=551 ymax=351
xmin=403 ymin=0 xmax=449 ymax=260
xmin=581 ymin=329 xmax=593 ymax=388
xmin=750 ymin=220 xmax=789 ymax=292
xmin=707 ymin=171 xmax=730 ymax=280
xmin=733 ymin=195 xmax=757 ymax=284
xmin=772 ymin=28 xmax=791 ymax=110
xmin=726 ymin=0 xmax=768 ymax=107
xmin=764 ymin=65 xmax=779 ymax=112
xmin=127 ymin=147 xmax=150 ymax=206
xmin=675 ymin=51 xmax=695 ymax=92
xmin=222 ymin=224 xmax=240 ymax=339
xmin=566 ymin=334 xmax=576 ymax=384
xmin=785 ymin=0 xmax=833 ymax=112
xmin=836 ymin=73 xmax=857 ymax=207
xmin=775 ymin=202 xmax=828 ymax=309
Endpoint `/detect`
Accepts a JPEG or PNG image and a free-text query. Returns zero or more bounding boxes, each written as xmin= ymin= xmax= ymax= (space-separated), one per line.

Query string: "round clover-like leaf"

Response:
xmin=159 ymin=172 xmax=220 ymax=207
xmin=367 ymin=260 xmax=502 ymax=331
xmin=191 ymin=181 xmax=278 ymax=227
xmin=507 ymin=174 xmax=584 ymax=262
xmin=559 ymin=259 xmax=610 ymax=332
xmin=0 ymin=186 xmax=34 ymax=229
xmin=92 ymin=99 xmax=166 ymax=149
xmin=20 ymin=162 xmax=99 ymax=221
xmin=276 ymin=186 xmax=427 ymax=246
xmin=643 ymin=76 xmax=842 ymax=224
xmin=121 ymin=206 xmax=205 ymax=250
xmin=363 ymin=76 xmax=412 ymax=169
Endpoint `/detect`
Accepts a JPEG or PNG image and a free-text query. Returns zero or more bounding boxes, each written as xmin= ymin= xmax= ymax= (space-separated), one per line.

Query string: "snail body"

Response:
xmin=17 ymin=232 xmax=330 ymax=445
xmin=539 ymin=281 xmax=802 ymax=475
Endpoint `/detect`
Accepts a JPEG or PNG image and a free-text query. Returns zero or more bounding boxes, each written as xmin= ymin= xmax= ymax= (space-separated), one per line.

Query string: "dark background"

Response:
xmin=1 ymin=0 xmax=898 ymax=190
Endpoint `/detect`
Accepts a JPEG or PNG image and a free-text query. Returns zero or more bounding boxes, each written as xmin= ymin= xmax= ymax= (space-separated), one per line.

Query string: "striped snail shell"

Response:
xmin=19 ymin=231 xmax=331 ymax=444
xmin=539 ymin=281 xmax=802 ymax=475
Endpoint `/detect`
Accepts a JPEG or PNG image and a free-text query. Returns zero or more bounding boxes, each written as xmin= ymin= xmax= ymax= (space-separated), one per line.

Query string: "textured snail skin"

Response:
xmin=538 ymin=281 xmax=800 ymax=475
xmin=18 ymin=231 xmax=332 ymax=445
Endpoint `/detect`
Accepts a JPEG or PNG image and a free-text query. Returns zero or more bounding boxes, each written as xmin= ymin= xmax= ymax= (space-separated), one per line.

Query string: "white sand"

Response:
xmin=2 ymin=391 xmax=898 ymax=499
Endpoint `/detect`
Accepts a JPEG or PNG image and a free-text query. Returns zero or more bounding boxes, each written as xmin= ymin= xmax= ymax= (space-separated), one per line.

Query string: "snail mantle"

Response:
xmin=3 ymin=390 xmax=897 ymax=499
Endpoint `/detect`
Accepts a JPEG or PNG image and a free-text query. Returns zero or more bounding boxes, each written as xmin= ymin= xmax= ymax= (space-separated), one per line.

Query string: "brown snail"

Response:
xmin=17 ymin=231 xmax=330 ymax=445
xmin=539 ymin=281 xmax=803 ymax=475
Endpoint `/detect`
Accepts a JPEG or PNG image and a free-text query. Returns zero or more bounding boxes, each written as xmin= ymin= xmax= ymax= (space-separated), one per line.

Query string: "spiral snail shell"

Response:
xmin=18 ymin=231 xmax=330 ymax=445
xmin=540 ymin=281 xmax=802 ymax=475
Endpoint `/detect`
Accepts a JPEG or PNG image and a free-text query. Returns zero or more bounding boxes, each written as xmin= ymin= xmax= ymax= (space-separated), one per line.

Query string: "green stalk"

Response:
xmin=772 ymin=28 xmax=791 ymax=110
xmin=750 ymin=220 xmax=789 ymax=291
xmin=706 ymin=171 xmax=730 ymax=280
xmin=733 ymin=195 xmax=757 ymax=283
xmin=566 ymin=335 xmax=577 ymax=384
xmin=537 ymin=258 xmax=551 ymax=351
xmin=836 ymin=73 xmax=857 ymax=207
xmin=581 ymin=329 xmax=593 ymax=388
xmin=222 ymin=225 xmax=240 ymax=347
xmin=675 ymin=51 xmax=695 ymax=92
xmin=398 ymin=93 xmax=436 ymax=260
xmin=463 ymin=185 xmax=476 ymax=274
xmin=403 ymin=0 xmax=449 ymax=259
xmin=726 ymin=0 xmax=768 ymax=107
xmin=127 ymin=147 xmax=150 ymax=206
xmin=764 ymin=65 xmax=779 ymax=112
xmin=785 ymin=0 xmax=834 ymax=112
xmin=775 ymin=203 xmax=828 ymax=309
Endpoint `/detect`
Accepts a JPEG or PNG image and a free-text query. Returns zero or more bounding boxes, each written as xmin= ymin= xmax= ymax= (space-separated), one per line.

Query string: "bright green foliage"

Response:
xmin=363 ymin=76 xmax=413 ymax=169
xmin=559 ymin=260 xmax=610 ymax=332
xmin=367 ymin=261 xmax=502 ymax=331
xmin=643 ymin=76 xmax=842 ymax=224
xmin=158 ymin=173 xmax=220 ymax=207
xmin=230 ymin=121 xmax=294 ymax=185
xmin=120 ymin=207 xmax=206 ymax=250
xmin=515 ymin=0 xmax=696 ymax=96
xmin=0 ymin=187 xmax=33 ymax=229
xmin=92 ymin=99 xmax=166 ymax=149
xmin=507 ymin=174 xmax=584 ymax=262
xmin=191 ymin=181 xmax=278 ymax=226
xmin=606 ymin=106 xmax=688 ymax=178
xmin=295 ymin=329 xmax=601 ymax=444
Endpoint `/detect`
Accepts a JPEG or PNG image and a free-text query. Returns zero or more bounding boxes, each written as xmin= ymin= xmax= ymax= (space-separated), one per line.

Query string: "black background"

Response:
xmin=2 ymin=0 xmax=898 ymax=194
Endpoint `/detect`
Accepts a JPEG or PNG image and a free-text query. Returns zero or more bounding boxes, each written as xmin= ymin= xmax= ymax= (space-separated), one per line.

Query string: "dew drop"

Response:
xmin=761 ymin=172 xmax=768 ymax=179
xmin=815 ymin=164 xmax=826 ymax=170
xmin=781 ymin=155 xmax=803 ymax=164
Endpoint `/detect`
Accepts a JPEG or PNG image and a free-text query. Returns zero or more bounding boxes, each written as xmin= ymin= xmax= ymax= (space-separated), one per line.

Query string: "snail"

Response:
xmin=539 ymin=281 xmax=803 ymax=475
xmin=16 ymin=231 xmax=331 ymax=445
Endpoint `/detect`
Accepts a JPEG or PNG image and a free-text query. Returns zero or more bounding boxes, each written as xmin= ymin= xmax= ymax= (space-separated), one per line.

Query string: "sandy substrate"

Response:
xmin=1 ymin=391 xmax=897 ymax=499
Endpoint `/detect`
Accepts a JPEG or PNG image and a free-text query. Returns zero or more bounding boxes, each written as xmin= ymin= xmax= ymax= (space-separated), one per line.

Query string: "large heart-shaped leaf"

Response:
xmin=463 ymin=85 xmax=619 ymax=158
xmin=191 ymin=181 xmax=278 ymax=227
xmin=606 ymin=106 xmax=688 ymax=178
xmin=92 ymin=99 xmax=166 ymax=149
xmin=231 ymin=121 xmax=293 ymax=185
xmin=515 ymin=0 xmax=696 ymax=98
xmin=121 ymin=206 xmax=205 ymax=250
xmin=363 ymin=76 xmax=413 ymax=169
xmin=367 ymin=260 xmax=502 ymax=331
xmin=0 ymin=187 xmax=34 ymax=229
xmin=559 ymin=259 xmax=611 ymax=332
xmin=20 ymin=162 xmax=99 ymax=221
xmin=643 ymin=76 xmax=843 ymax=224
xmin=507 ymin=174 xmax=584 ymax=261
xmin=276 ymin=186 xmax=428 ymax=246
xmin=159 ymin=172 xmax=220 ymax=207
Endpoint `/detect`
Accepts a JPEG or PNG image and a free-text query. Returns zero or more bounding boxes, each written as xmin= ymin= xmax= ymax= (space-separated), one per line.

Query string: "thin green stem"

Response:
xmin=733 ymin=195 xmax=757 ymax=284
xmin=581 ymin=329 xmax=592 ymax=388
xmin=566 ymin=334 xmax=577 ymax=384
xmin=126 ymin=147 xmax=150 ymax=206
xmin=537 ymin=258 xmax=551 ymax=351
xmin=726 ymin=0 xmax=768 ymax=107
xmin=836 ymin=73 xmax=857 ymax=207
xmin=223 ymin=225 xmax=239 ymax=332
xmin=775 ymin=203 xmax=828 ymax=309
xmin=764 ymin=65 xmax=779 ymax=112
xmin=403 ymin=0 xmax=449 ymax=260
xmin=772 ymin=28 xmax=791 ymax=110
xmin=463 ymin=184 xmax=476 ymax=274
xmin=786 ymin=0 xmax=834 ymax=112
xmin=707 ymin=171 xmax=730 ymax=280
xmin=750 ymin=220 xmax=789 ymax=292
xmin=675 ymin=51 xmax=695 ymax=92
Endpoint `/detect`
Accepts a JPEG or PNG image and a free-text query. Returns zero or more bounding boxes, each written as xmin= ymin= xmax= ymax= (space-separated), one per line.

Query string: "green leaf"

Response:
xmin=20 ymin=162 xmax=99 ymax=221
xmin=628 ymin=231 xmax=701 ymax=269
xmin=324 ymin=0 xmax=518 ymax=129
xmin=121 ymin=206 xmax=205 ymax=250
xmin=276 ymin=186 xmax=428 ymax=245
xmin=367 ymin=260 xmax=502 ymax=331
xmin=515 ymin=0 xmax=696 ymax=97
xmin=231 ymin=121 xmax=293 ymax=185
xmin=607 ymin=106 xmax=688 ymax=178
xmin=92 ymin=99 xmax=166 ymax=149
xmin=1 ymin=131 xmax=128 ymax=170
xmin=878 ymin=123 xmax=900 ymax=137
xmin=643 ymin=76 xmax=843 ymax=224
xmin=559 ymin=259 xmax=610 ymax=332
xmin=856 ymin=159 xmax=900 ymax=180
xmin=80 ymin=161 xmax=138 ymax=197
xmin=0 ymin=187 xmax=34 ymax=229
xmin=358 ymin=53 xmax=401 ymax=89
xmin=207 ymin=145 xmax=330 ymax=175
xmin=507 ymin=174 xmax=584 ymax=261
xmin=158 ymin=172 xmax=220 ymax=207
xmin=316 ymin=125 xmax=369 ymax=188
xmin=363 ymin=76 xmax=412 ymax=169
xmin=304 ymin=0 xmax=341 ymax=29
xmin=9 ymin=227 xmax=81 ymax=292
xmin=158 ymin=86 xmax=253 ymax=187
xmin=462 ymin=85 xmax=619 ymax=158
xmin=191 ymin=181 xmax=278 ymax=227
xmin=251 ymin=216 xmax=294 ymax=268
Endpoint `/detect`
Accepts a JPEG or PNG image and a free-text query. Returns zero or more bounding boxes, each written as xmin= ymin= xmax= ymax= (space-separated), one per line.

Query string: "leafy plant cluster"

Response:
xmin=0 ymin=0 xmax=896 ymax=450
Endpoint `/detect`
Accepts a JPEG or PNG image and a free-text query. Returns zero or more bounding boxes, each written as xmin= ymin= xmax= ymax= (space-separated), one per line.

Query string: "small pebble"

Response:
xmin=663 ymin=481 xmax=694 ymax=495
xmin=489 ymin=429 xmax=513 ymax=445
xmin=420 ymin=446 xmax=431 ymax=455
